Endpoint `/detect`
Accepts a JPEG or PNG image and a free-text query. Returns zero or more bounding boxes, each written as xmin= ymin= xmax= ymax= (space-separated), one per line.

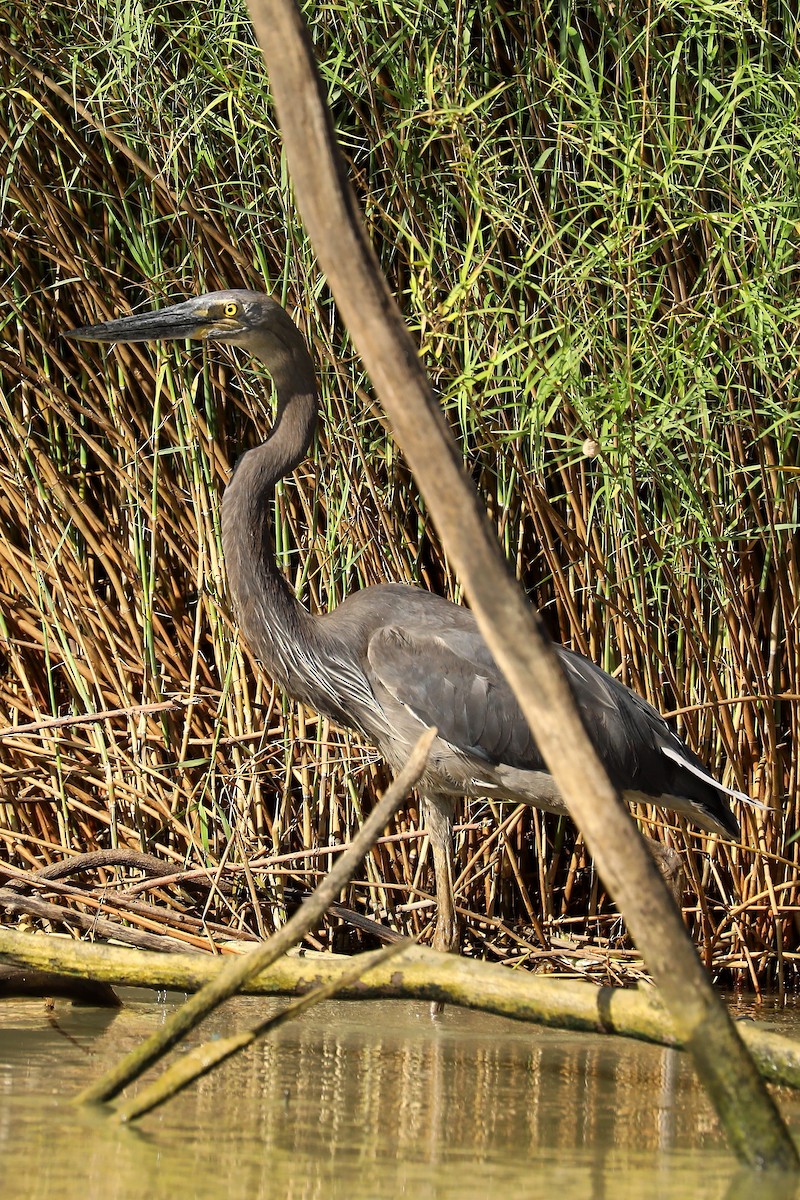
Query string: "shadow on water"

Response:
xmin=2 ymin=991 xmax=800 ymax=1200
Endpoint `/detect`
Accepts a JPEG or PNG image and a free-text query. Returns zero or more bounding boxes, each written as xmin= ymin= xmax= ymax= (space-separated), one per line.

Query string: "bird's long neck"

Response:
xmin=220 ymin=325 xmax=319 ymax=696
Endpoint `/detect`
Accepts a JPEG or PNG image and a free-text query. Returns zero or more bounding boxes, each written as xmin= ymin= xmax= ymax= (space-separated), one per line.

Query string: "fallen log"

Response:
xmin=2 ymin=926 xmax=798 ymax=1092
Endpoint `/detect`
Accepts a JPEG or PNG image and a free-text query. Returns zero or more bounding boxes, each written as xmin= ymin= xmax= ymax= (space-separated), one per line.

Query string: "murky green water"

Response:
xmin=2 ymin=989 xmax=800 ymax=1199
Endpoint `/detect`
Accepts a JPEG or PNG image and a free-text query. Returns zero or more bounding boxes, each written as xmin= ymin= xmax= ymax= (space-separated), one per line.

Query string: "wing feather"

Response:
xmin=368 ymin=625 xmax=542 ymax=769
xmin=369 ymin=627 xmax=720 ymax=789
xmin=362 ymin=598 xmax=739 ymax=837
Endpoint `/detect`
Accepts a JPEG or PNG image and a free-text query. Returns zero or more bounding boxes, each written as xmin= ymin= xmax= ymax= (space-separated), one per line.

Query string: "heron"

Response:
xmin=67 ymin=289 xmax=746 ymax=955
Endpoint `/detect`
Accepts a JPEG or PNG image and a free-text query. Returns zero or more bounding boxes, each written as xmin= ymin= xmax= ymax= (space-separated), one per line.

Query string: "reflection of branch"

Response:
xmin=243 ymin=0 xmax=796 ymax=1167
xmin=0 ymin=959 xmax=120 ymax=1007
xmin=74 ymin=726 xmax=435 ymax=1109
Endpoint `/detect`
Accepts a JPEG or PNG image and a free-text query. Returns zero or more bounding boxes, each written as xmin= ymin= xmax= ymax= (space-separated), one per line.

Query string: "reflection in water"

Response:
xmin=1 ymin=993 xmax=800 ymax=1200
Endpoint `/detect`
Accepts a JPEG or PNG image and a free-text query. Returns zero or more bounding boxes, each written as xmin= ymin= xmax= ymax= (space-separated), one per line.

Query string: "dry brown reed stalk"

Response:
xmin=1 ymin=5 xmax=799 ymax=987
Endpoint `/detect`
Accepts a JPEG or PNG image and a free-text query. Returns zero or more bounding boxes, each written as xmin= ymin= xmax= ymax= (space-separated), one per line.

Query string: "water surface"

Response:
xmin=2 ymin=989 xmax=800 ymax=1199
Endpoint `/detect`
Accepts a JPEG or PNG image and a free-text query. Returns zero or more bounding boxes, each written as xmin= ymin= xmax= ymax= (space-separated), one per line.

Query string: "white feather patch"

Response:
xmin=660 ymin=744 xmax=769 ymax=810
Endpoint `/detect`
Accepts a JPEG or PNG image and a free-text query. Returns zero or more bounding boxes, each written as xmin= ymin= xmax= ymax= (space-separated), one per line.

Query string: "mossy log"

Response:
xmin=2 ymin=926 xmax=799 ymax=1092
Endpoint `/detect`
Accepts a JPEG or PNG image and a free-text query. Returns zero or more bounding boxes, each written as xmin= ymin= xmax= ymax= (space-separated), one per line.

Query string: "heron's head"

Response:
xmin=66 ymin=290 xmax=291 ymax=350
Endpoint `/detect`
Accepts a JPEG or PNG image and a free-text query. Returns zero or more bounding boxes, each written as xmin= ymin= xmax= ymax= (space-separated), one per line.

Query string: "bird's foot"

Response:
xmin=429 ymin=912 xmax=460 ymax=1018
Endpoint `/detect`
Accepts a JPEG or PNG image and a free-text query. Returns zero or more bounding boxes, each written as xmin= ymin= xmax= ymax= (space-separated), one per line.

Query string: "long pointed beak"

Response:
xmin=66 ymin=299 xmax=210 ymax=345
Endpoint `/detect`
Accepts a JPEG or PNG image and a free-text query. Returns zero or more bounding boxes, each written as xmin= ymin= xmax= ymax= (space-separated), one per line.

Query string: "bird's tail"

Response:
xmin=660 ymin=744 xmax=772 ymax=832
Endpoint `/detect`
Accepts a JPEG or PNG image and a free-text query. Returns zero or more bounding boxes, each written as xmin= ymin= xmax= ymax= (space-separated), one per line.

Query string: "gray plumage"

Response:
xmin=68 ymin=289 xmax=743 ymax=953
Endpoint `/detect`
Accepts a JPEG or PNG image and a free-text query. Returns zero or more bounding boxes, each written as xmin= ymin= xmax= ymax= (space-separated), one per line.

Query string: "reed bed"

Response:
xmin=1 ymin=1 xmax=799 ymax=988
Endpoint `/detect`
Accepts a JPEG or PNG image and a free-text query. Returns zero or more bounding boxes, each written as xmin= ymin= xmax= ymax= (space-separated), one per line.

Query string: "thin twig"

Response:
xmin=0 ymin=698 xmax=197 ymax=741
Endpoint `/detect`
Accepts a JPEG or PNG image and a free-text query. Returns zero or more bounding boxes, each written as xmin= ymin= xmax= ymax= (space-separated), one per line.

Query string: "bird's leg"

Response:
xmin=422 ymin=794 xmax=460 ymax=954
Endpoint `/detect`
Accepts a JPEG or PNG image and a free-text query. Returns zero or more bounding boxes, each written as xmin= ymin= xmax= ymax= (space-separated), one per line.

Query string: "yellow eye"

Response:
xmin=224 ymin=302 xmax=239 ymax=317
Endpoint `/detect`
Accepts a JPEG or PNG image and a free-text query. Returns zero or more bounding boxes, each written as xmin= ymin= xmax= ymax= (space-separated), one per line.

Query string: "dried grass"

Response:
xmin=1 ymin=1 xmax=800 ymax=987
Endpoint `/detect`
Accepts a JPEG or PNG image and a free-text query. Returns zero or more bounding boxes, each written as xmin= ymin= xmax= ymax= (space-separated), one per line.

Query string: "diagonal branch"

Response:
xmin=244 ymin=0 xmax=797 ymax=1170
xmin=73 ymin=725 xmax=435 ymax=1107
